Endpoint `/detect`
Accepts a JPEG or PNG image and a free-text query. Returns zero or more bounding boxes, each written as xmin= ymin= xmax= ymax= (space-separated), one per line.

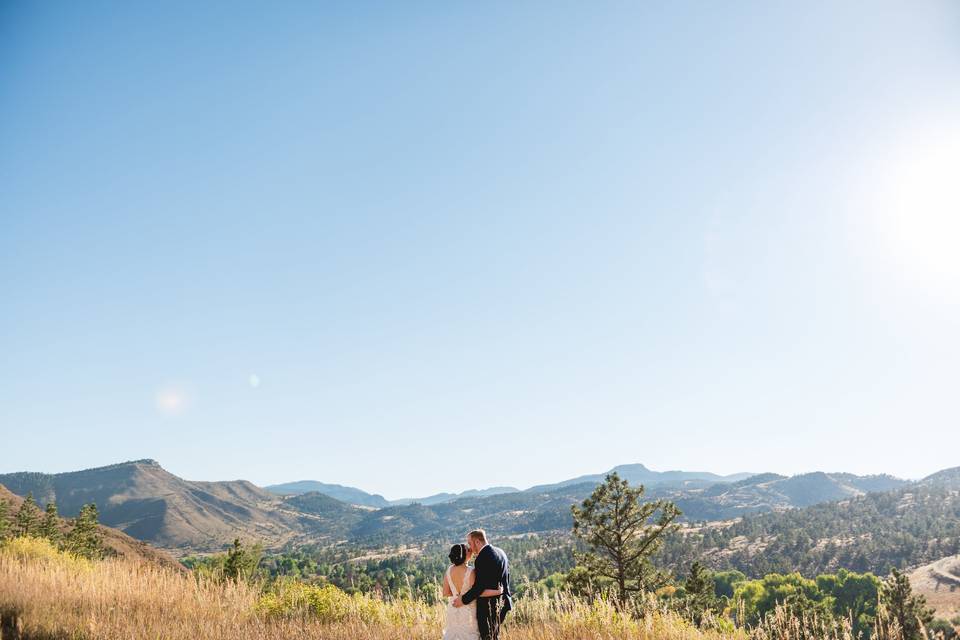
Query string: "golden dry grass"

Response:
xmin=0 ymin=537 xmax=914 ymax=640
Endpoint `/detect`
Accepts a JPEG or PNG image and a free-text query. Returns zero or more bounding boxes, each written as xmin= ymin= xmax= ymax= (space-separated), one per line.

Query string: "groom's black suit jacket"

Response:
xmin=460 ymin=544 xmax=512 ymax=614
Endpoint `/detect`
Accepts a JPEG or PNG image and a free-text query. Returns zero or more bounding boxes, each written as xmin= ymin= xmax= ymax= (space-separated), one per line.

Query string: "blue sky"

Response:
xmin=2 ymin=2 xmax=959 ymax=498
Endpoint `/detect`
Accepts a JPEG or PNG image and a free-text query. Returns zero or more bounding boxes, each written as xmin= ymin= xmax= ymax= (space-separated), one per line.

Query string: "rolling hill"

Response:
xmin=661 ymin=466 xmax=960 ymax=578
xmin=908 ymin=554 xmax=960 ymax=619
xmin=264 ymin=463 xmax=753 ymax=508
xmin=389 ymin=486 xmax=522 ymax=506
xmin=0 ymin=460 xmax=324 ymax=554
xmin=0 ymin=460 xmax=933 ymax=557
xmin=0 ymin=483 xmax=184 ymax=571
xmin=264 ymin=481 xmax=391 ymax=508
xmin=649 ymin=470 xmax=910 ymax=521
xmin=527 ymin=463 xmax=755 ymax=493
xmin=265 ymin=480 xmax=522 ymax=507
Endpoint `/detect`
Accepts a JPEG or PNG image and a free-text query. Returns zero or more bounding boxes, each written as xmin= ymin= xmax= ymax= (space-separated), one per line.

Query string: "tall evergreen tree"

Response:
xmin=40 ymin=502 xmax=61 ymax=543
xmin=0 ymin=500 xmax=10 ymax=541
xmin=683 ymin=561 xmax=719 ymax=627
xmin=223 ymin=538 xmax=263 ymax=581
xmin=15 ymin=492 xmax=41 ymax=537
xmin=878 ymin=569 xmax=934 ymax=640
xmin=571 ymin=472 xmax=681 ymax=602
xmin=66 ymin=503 xmax=103 ymax=559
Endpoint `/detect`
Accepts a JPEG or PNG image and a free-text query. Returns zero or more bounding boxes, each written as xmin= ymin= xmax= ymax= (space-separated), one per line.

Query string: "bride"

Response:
xmin=442 ymin=543 xmax=502 ymax=640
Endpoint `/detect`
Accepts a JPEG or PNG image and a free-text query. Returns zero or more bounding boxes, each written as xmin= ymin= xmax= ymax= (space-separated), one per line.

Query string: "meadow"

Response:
xmin=0 ymin=537 xmax=928 ymax=640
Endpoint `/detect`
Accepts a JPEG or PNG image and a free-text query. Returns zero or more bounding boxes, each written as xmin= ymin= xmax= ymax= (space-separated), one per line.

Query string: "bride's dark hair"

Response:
xmin=448 ymin=543 xmax=468 ymax=566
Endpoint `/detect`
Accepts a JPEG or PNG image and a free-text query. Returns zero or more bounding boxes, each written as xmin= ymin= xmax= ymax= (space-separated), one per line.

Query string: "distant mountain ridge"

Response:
xmin=265 ymin=481 xmax=391 ymax=508
xmin=0 ymin=460 xmax=939 ymax=557
xmin=264 ymin=463 xmax=754 ymax=507
xmin=667 ymin=466 xmax=960 ymax=578
xmin=266 ymin=481 xmax=524 ymax=507
xmin=389 ymin=487 xmax=521 ymax=506
xmin=652 ymin=470 xmax=910 ymax=521
xmin=527 ymin=463 xmax=754 ymax=494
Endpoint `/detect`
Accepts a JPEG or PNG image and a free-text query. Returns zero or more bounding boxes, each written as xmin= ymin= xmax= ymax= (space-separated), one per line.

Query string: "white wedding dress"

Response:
xmin=442 ymin=565 xmax=480 ymax=640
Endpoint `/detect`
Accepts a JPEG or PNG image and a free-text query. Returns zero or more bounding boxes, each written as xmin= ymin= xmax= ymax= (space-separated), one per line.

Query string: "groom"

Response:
xmin=453 ymin=529 xmax=512 ymax=640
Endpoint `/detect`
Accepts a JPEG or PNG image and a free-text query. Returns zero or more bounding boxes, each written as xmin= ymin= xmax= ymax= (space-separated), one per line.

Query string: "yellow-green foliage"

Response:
xmin=1 ymin=535 xmax=91 ymax=570
xmin=257 ymin=579 xmax=436 ymax=626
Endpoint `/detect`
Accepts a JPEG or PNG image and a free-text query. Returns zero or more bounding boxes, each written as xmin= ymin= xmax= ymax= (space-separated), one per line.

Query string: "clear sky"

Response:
xmin=2 ymin=2 xmax=959 ymax=499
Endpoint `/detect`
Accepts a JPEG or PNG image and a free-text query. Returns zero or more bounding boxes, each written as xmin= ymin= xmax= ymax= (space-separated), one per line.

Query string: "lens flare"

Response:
xmin=155 ymin=388 xmax=187 ymax=415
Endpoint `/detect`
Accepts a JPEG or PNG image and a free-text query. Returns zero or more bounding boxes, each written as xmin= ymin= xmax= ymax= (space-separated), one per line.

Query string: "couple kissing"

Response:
xmin=441 ymin=529 xmax=512 ymax=640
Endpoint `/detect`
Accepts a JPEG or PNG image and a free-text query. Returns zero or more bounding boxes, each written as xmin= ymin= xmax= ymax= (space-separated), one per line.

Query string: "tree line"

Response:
xmin=658 ymin=484 xmax=960 ymax=578
xmin=565 ymin=472 xmax=956 ymax=639
xmin=184 ymin=473 xmax=959 ymax=638
xmin=0 ymin=493 xmax=103 ymax=559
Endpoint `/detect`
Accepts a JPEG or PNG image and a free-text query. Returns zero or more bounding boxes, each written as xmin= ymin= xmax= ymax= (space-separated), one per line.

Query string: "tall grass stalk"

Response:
xmin=0 ymin=538 xmax=914 ymax=640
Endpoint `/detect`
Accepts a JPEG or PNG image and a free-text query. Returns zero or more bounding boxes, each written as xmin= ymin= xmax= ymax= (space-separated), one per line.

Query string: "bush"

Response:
xmin=0 ymin=536 xmax=91 ymax=571
xmin=928 ymin=619 xmax=957 ymax=640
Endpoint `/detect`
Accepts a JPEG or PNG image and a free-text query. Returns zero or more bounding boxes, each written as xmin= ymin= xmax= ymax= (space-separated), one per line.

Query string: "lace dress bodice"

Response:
xmin=442 ymin=566 xmax=479 ymax=640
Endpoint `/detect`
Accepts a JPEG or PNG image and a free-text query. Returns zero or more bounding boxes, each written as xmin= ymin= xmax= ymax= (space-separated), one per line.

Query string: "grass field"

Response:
xmin=0 ymin=537 xmax=923 ymax=640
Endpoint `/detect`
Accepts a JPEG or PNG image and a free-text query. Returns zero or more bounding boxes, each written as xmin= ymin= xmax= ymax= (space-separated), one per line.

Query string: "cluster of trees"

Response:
xmin=567 ymin=473 xmax=956 ymax=639
xmin=660 ymin=485 xmax=960 ymax=577
xmin=182 ymin=533 xmax=576 ymax=603
xmin=182 ymin=538 xmax=264 ymax=582
xmin=0 ymin=493 xmax=104 ymax=559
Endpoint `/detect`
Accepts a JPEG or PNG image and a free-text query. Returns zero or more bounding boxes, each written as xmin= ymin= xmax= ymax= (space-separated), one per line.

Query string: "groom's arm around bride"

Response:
xmin=456 ymin=529 xmax=512 ymax=638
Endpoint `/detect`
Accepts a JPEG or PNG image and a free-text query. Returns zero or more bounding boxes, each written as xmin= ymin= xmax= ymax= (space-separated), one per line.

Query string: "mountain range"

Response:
xmin=0 ymin=460 xmax=937 ymax=557
xmin=263 ymin=481 xmax=523 ymax=507
xmin=265 ymin=463 xmax=754 ymax=507
xmin=0 ymin=460 xmax=311 ymax=553
xmin=664 ymin=468 xmax=960 ymax=578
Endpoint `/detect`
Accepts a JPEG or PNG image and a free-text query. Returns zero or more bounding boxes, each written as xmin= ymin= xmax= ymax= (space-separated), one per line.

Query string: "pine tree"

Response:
xmin=683 ymin=561 xmax=718 ymax=627
xmin=40 ymin=502 xmax=61 ymax=543
xmin=223 ymin=538 xmax=263 ymax=582
xmin=0 ymin=500 xmax=10 ymax=541
xmin=879 ymin=568 xmax=934 ymax=640
xmin=65 ymin=503 xmax=103 ymax=559
xmin=14 ymin=492 xmax=41 ymax=537
xmin=571 ymin=472 xmax=681 ymax=603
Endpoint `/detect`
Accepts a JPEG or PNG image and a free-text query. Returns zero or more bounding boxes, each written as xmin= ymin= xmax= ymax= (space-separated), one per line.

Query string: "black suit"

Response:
xmin=460 ymin=544 xmax=512 ymax=640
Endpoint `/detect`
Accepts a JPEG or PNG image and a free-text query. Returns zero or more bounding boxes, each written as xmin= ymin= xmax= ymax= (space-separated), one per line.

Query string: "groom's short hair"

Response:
xmin=468 ymin=529 xmax=487 ymax=544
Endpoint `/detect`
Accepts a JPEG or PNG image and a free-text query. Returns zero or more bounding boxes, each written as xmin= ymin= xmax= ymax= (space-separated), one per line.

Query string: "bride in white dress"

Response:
xmin=442 ymin=543 xmax=502 ymax=640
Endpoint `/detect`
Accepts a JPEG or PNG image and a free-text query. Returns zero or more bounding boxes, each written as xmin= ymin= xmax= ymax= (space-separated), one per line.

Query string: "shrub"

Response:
xmin=0 ymin=536 xmax=91 ymax=571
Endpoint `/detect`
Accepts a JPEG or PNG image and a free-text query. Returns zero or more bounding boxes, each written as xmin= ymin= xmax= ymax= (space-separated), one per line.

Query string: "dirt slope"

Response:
xmin=909 ymin=555 xmax=960 ymax=619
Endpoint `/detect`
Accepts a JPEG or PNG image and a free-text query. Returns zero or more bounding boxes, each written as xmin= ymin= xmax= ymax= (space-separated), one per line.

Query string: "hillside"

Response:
xmin=349 ymin=483 xmax=590 ymax=542
xmin=0 ymin=483 xmax=184 ymax=571
xmin=0 ymin=460 xmax=320 ymax=554
xmin=922 ymin=467 xmax=960 ymax=488
xmin=390 ymin=486 xmax=521 ymax=506
xmin=650 ymin=471 xmax=910 ymax=520
xmin=266 ymin=463 xmax=896 ymax=515
xmin=527 ymin=463 xmax=754 ymax=493
xmin=661 ymin=469 xmax=960 ymax=577
xmin=266 ymin=480 xmax=523 ymax=507
xmin=908 ymin=554 xmax=960 ymax=619
xmin=265 ymin=481 xmax=391 ymax=508
xmin=0 ymin=460 xmax=939 ymax=558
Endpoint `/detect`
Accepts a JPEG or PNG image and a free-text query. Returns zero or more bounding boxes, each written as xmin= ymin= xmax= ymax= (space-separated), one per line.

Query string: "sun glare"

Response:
xmin=155 ymin=388 xmax=187 ymax=415
xmin=870 ymin=121 xmax=960 ymax=296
